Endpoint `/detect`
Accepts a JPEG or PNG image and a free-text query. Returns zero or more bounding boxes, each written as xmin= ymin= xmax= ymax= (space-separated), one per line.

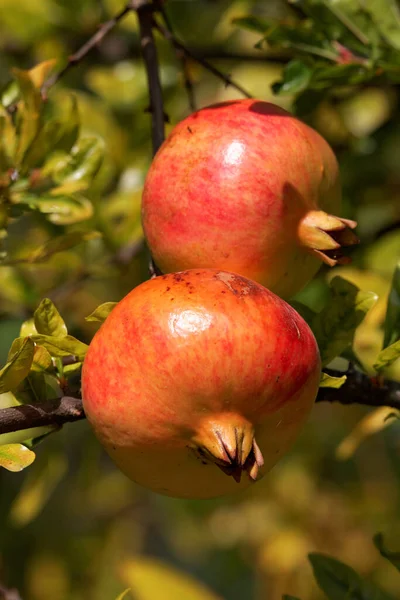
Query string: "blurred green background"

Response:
xmin=1 ymin=0 xmax=400 ymax=598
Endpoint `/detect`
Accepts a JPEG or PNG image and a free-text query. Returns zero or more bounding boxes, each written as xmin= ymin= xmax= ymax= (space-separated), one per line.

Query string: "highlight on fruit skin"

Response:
xmin=142 ymin=99 xmax=359 ymax=299
xmin=81 ymin=269 xmax=321 ymax=499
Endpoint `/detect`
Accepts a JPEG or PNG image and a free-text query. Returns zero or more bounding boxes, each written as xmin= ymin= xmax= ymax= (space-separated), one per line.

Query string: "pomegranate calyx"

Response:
xmin=192 ymin=416 xmax=264 ymax=484
xmin=298 ymin=210 xmax=359 ymax=267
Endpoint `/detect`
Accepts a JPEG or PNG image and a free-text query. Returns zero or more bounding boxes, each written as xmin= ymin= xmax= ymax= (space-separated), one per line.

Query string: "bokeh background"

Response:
xmin=0 ymin=1 xmax=400 ymax=598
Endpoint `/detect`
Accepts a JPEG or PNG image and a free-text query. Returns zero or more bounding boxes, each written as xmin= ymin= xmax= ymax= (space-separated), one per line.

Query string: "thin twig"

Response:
xmin=1 ymin=369 xmax=400 ymax=436
xmin=181 ymin=57 xmax=197 ymax=112
xmin=153 ymin=17 xmax=253 ymax=99
xmin=188 ymin=49 xmax=290 ymax=64
xmin=135 ymin=1 xmax=165 ymax=277
xmin=160 ymin=5 xmax=196 ymax=112
xmin=41 ymin=3 xmax=134 ymax=97
xmin=137 ymin=2 xmax=165 ymax=154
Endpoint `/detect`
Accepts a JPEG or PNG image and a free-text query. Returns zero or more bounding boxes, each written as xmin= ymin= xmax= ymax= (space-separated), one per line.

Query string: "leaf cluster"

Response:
xmin=0 ymin=61 xmax=104 ymax=261
xmin=234 ymin=0 xmax=400 ymax=111
xmin=0 ymin=298 xmax=87 ymax=471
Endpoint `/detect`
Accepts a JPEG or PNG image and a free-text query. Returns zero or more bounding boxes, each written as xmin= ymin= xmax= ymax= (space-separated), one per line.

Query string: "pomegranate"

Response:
xmin=82 ymin=269 xmax=321 ymax=499
xmin=142 ymin=99 xmax=358 ymax=299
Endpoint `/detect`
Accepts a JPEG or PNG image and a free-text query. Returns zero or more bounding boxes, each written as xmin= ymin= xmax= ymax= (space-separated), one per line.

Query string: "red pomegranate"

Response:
xmin=81 ymin=269 xmax=321 ymax=499
xmin=142 ymin=99 xmax=358 ymax=299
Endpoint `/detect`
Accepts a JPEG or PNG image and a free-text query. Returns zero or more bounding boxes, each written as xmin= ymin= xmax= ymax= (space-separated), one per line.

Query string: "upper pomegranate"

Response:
xmin=142 ymin=99 xmax=358 ymax=299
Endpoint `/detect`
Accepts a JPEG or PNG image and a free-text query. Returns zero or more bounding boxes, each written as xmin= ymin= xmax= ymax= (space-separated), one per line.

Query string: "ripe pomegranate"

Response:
xmin=82 ymin=269 xmax=321 ymax=499
xmin=142 ymin=99 xmax=358 ymax=299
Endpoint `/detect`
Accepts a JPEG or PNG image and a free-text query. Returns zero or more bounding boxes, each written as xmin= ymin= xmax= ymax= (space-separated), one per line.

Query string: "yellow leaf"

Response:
xmin=319 ymin=372 xmax=347 ymax=389
xmin=0 ymin=444 xmax=35 ymax=472
xmin=28 ymin=59 xmax=57 ymax=89
xmin=115 ymin=590 xmax=132 ymax=600
xmin=0 ymin=337 xmax=35 ymax=393
xmin=85 ymin=302 xmax=117 ymax=323
xmin=120 ymin=558 xmax=222 ymax=600
xmin=336 ymin=407 xmax=399 ymax=460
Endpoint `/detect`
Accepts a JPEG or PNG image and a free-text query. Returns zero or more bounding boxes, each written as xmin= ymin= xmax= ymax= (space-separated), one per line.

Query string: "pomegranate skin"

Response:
xmin=82 ymin=270 xmax=321 ymax=499
xmin=142 ymin=99 xmax=357 ymax=299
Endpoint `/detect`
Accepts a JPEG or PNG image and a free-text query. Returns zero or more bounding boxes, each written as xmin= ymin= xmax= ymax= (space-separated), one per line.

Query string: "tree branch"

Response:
xmin=41 ymin=3 xmax=134 ymax=97
xmin=1 ymin=369 xmax=400 ymax=437
xmin=316 ymin=368 xmax=400 ymax=411
xmin=134 ymin=1 xmax=165 ymax=277
xmin=40 ymin=0 xmax=252 ymax=128
xmin=0 ymin=397 xmax=85 ymax=436
xmin=152 ymin=17 xmax=253 ymax=100
xmin=137 ymin=2 xmax=165 ymax=154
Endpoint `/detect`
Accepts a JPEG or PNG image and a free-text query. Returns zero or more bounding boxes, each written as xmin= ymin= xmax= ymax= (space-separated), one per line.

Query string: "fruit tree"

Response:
xmin=1 ymin=1 xmax=400 ymax=599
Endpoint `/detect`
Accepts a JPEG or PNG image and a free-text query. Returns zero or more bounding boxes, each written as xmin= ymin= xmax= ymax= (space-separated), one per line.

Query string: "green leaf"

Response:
xmin=0 ymin=443 xmax=35 ymax=472
xmin=116 ymin=590 xmax=132 ymax=600
xmin=320 ymin=373 xmax=347 ymax=389
xmin=13 ymin=370 xmax=53 ymax=405
xmin=251 ymin=16 xmax=339 ymax=61
xmin=232 ymin=16 xmax=271 ymax=34
xmin=0 ymin=337 xmax=35 ymax=393
xmin=374 ymin=340 xmax=400 ymax=373
xmin=29 ymin=371 xmax=50 ymax=401
xmin=43 ymin=135 xmax=104 ymax=186
xmin=233 ymin=4 xmax=384 ymax=69
xmin=383 ymin=261 xmax=400 ymax=348
xmin=10 ymin=62 xmax=55 ymax=166
xmin=311 ymin=64 xmax=372 ymax=90
xmin=120 ymin=558 xmax=222 ymax=600
xmin=0 ymin=112 xmax=15 ymax=170
xmin=364 ymin=0 xmax=400 ymax=49
xmin=282 ymin=596 xmax=302 ymax=600
xmin=25 ymin=194 xmax=95 ymax=226
xmin=1 ymin=78 xmax=19 ymax=109
xmin=3 ymin=231 xmax=100 ymax=264
xmin=12 ymin=68 xmax=43 ymax=165
xmin=20 ymin=318 xmax=37 ymax=337
xmin=34 ymin=298 xmax=67 ymax=337
xmin=309 ymin=552 xmax=395 ymax=600
xmin=31 ymin=335 xmax=88 ymax=359
xmin=374 ymin=533 xmax=400 ymax=572
xmin=85 ymin=302 xmax=118 ymax=323
xmin=31 ymin=346 xmax=53 ymax=372
xmin=300 ymin=0 xmax=375 ymax=48
xmin=21 ymin=95 xmax=80 ymax=172
xmin=0 ymin=391 xmax=19 ymax=409
xmin=8 ymin=338 xmax=53 ymax=373
xmin=311 ymin=277 xmax=378 ymax=367
xmin=63 ymin=361 xmax=82 ymax=376
xmin=290 ymin=301 xmax=316 ymax=326
xmin=273 ymin=60 xmax=313 ymax=95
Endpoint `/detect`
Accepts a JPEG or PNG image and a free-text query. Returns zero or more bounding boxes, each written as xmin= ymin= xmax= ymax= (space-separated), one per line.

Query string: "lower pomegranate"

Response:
xmin=81 ymin=269 xmax=321 ymax=499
